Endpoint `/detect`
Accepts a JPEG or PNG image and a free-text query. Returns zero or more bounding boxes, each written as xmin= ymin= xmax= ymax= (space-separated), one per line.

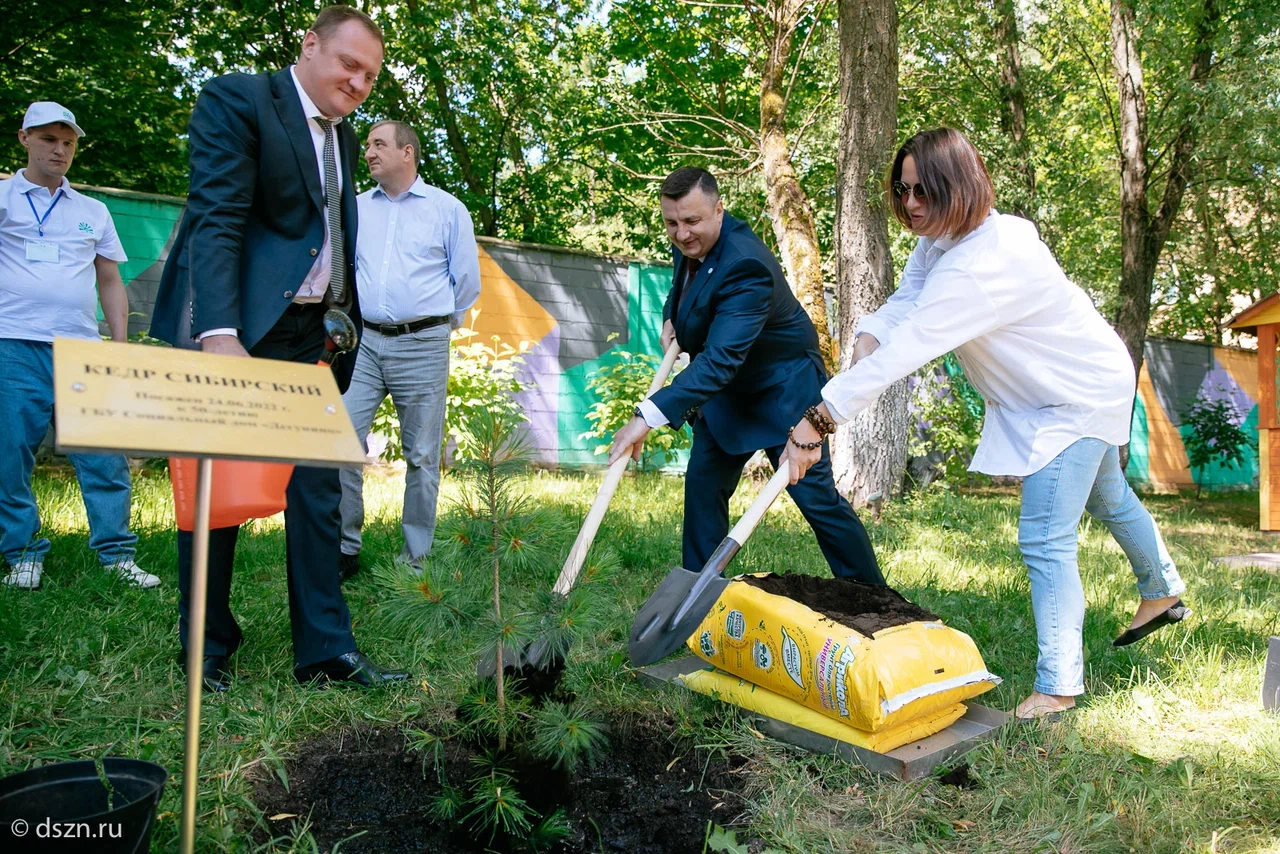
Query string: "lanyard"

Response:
xmin=26 ymin=189 xmax=64 ymax=238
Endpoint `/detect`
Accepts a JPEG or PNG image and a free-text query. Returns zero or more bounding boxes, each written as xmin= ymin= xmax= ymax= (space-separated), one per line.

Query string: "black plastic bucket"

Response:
xmin=0 ymin=757 xmax=168 ymax=853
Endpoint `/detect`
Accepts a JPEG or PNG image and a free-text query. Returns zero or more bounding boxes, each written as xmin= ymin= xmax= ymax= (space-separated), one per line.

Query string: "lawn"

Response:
xmin=2 ymin=465 xmax=1279 ymax=853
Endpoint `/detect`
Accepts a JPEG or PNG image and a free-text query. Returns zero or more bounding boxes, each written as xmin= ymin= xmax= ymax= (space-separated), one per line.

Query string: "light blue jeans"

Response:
xmin=0 ymin=338 xmax=137 ymax=567
xmin=339 ymin=323 xmax=450 ymax=564
xmin=1019 ymin=437 xmax=1185 ymax=696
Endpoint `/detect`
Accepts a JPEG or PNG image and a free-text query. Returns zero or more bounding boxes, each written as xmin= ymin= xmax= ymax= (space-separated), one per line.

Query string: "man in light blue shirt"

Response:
xmin=0 ymin=101 xmax=158 ymax=590
xmin=339 ymin=120 xmax=480 ymax=578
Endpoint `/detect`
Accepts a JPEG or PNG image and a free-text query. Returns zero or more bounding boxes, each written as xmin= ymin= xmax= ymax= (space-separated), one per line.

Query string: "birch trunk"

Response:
xmin=759 ymin=0 xmax=836 ymax=369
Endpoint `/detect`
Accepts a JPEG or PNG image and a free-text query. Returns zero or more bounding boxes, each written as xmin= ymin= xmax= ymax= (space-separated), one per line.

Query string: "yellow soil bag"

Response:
xmin=687 ymin=574 xmax=1000 ymax=732
xmin=679 ymin=667 xmax=967 ymax=753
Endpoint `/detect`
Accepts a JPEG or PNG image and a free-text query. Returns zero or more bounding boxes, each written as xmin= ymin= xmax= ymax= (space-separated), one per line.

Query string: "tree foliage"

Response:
xmin=5 ymin=0 xmax=1279 ymax=420
xmin=0 ymin=0 xmax=191 ymax=193
xmin=1180 ymin=388 xmax=1253 ymax=497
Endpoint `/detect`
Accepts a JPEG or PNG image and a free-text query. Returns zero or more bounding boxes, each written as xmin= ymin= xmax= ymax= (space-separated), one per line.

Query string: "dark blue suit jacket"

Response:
xmin=649 ymin=214 xmax=827 ymax=455
xmin=151 ymin=69 xmax=362 ymax=391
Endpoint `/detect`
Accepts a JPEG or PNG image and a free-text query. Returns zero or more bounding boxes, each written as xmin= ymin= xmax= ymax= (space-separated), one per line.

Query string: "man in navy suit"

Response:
xmin=151 ymin=6 xmax=407 ymax=690
xmin=609 ymin=167 xmax=883 ymax=584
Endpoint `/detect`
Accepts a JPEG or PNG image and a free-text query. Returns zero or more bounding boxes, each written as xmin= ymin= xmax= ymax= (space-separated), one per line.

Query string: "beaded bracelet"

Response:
xmin=787 ymin=426 xmax=823 ymax=450
xmin=805 ymin=406 xmax=833 ymax=435
xmin=804 ymin=405 xmax=836 ymax=436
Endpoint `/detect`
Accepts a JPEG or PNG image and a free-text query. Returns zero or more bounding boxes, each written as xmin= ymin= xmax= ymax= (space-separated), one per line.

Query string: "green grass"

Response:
xmin=2 ymin=466 xmax=1280 ymax=852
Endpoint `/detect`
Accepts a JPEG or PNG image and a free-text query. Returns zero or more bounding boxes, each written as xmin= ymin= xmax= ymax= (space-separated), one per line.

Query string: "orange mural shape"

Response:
xmin=1137 ymin=365 xmax=1191 ymax=486
xmin=1219 ymin=347 xmax=1259 ymax=402
xmin=463 ymin=247 xmax=558 ymax=354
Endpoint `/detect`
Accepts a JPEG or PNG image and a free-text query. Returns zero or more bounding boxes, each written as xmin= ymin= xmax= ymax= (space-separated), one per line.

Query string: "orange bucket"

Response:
xmin=169 ymin=458 xmax=295 ymax=531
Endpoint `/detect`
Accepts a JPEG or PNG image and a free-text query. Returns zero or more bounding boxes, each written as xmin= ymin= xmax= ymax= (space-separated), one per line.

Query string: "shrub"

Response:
xmin=370 ymin=315 xmax=528 ymax=464
xmin=907 ymin=355 xmax=985 ymax=486
xmin=1180 ymin=388 xmax=1254 ymax=498
xmin=580 ymin=342 xmax=691 ymax=471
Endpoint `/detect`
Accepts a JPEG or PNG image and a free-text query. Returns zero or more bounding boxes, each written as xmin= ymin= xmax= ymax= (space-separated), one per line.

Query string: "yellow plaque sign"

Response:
xmin=53 ymin=338 xmax=366 ymax=467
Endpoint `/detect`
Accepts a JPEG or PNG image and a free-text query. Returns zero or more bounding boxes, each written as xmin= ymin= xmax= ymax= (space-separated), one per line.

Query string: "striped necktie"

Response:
xmin=313 ymin=117 xmax=347 ymax=306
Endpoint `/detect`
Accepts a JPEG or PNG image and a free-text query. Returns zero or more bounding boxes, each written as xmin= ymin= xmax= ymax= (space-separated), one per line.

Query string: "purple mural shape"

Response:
xmin=515 ymin=323 xmax=562 ymax=464
xmin=1199 ymin=362 xmax=1253 ymax=426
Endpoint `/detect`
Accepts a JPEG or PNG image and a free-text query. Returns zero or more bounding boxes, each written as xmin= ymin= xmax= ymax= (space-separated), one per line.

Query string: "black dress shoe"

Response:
xmin=294 ymin=650 xmax=409 ymax=688
xmin=180 ymin=653 xmax=233 ymax=693
xmin=1113 ymin=600 xmax=1191 ymax=647
xmin=338 ymin=552 xmax=361 ymax=583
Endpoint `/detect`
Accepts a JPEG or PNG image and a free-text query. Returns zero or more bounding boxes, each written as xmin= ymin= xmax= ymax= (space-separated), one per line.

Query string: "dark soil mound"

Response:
xmin=252 ymin=717 xmax=751 ymax=853
xmin=741 ymin=572 xmax=938 ymax=636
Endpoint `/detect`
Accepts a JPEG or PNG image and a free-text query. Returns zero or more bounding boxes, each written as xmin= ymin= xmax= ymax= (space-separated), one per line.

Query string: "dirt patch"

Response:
xmin=252 ymin=716 xmax=751 ymax=853
xmin=503 ymin=653 xmax=567 ymax=704
xmin=741 ymin=572 xmax=938 ymax=636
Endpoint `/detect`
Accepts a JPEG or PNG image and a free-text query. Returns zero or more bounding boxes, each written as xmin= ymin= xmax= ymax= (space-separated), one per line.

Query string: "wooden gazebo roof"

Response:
xmin=1228 ymin=293 xmax=1280 ymax=335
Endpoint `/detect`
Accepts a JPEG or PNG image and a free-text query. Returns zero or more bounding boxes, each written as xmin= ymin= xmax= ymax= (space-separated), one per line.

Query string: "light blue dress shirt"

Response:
xmin=355 ymin=176 xmax=481 ymax=328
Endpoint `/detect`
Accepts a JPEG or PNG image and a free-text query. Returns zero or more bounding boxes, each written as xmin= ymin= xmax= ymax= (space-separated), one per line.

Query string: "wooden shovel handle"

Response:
xmin=724 ymin=459 xmax=791 ymax=548
xmin=552 ymin=341 xmax=682 ymax=596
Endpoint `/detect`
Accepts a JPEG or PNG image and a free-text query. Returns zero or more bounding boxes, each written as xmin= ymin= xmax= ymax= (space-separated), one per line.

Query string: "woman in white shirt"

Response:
xmin=783 ymin=127 xmax=1188 ymax=720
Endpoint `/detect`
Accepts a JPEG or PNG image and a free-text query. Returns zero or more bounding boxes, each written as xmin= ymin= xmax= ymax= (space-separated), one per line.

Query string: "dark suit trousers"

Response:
xmin=683 ymin=417 xmax=884 ymax=585
xmin=177 ymin=304 xmax=357 ymax=668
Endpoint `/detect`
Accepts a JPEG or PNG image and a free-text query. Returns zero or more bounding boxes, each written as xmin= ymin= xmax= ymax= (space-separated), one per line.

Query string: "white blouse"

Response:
xmin=821 ymin=212 xmax=1134 ymax=477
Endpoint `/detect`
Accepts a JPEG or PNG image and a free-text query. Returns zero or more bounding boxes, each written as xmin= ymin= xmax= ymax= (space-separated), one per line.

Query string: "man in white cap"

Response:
xmin=0 ymin=101 xmax=158 ymax=590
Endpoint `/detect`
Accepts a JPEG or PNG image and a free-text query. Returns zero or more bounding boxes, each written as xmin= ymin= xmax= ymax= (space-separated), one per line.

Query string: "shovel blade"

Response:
xmin=628 ymin=565 xmax=731 ymax=666
xmin=475 ymin=642 xmax=529 ymax=680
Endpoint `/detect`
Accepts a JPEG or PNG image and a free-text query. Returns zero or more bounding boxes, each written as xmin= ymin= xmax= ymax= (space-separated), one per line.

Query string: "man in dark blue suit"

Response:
xmin=609 ymin=168 xmax=883 ymax=583
xmin=151 ymin=6 xmax=407 ymax=690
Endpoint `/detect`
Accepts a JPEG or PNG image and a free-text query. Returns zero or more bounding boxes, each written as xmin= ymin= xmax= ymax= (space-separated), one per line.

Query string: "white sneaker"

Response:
xmin=110 ymin=559 xmax=161 ymax=589
xmin=2 ymin=560 xmax=43 ymax=589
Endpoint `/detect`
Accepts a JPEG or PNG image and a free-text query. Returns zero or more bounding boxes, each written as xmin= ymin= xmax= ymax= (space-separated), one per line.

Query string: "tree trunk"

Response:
xmin=832 ymin=0 xmax=908 ymax=504
xmin=995 ymin=0 xmax=1035 ymax=220
xmin=1109 ymin=0 xmax=1218 ymax=379
xmin=759 ymin=0 xmax=836 ymax=370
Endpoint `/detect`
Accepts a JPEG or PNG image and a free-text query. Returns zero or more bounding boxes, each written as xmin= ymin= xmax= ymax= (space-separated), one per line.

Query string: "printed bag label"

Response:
xmin=780 ymin=627 xmax=805 ymax=690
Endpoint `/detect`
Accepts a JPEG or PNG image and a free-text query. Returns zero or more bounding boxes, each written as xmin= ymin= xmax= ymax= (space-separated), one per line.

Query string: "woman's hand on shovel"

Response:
xmin=782 ymin=417 xmax=823 ymax=484
xmin=608 ymin=415 xmax=651 ymax=465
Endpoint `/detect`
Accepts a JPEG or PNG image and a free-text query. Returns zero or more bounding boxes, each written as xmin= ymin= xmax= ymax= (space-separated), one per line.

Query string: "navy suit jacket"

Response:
xmin=649 ymin=214 xmax=827 ymax=455
xmin=151 ymin=69 xmax=362 ymax=391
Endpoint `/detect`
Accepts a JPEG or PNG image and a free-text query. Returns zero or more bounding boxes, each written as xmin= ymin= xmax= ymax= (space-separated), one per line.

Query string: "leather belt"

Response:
xmin=362 ymin=315 xmax=450 ymax=336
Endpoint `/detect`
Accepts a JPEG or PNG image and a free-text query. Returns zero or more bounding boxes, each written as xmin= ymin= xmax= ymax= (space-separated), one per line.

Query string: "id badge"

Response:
xmin=25 ymin=239 xmax=59 ymax=263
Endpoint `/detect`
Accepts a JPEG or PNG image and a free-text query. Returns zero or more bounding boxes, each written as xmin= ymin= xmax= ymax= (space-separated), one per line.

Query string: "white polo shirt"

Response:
xmin=0 ymin=170 xmax=127 ymax=342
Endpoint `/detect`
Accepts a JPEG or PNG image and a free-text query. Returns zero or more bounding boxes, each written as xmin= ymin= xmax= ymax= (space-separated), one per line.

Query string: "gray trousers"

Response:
xmin=339 ymin=324 xmax=450 ymax=563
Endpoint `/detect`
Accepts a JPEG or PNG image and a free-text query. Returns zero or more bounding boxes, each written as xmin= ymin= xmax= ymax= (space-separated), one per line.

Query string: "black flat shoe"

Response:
xmin=338 ymin=552 xmax=361 ymax=583
xmin=1113 ymin=600 xmax=1191 ymax=647
xmin=294 ymin=650 xmax=409 ymax=688
xmin=180 ymin=653 xmax=233 ymax=693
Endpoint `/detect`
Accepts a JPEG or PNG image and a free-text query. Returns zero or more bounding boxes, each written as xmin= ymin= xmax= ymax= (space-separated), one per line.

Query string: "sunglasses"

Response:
xmin=892 ymin=181 xmax=927 ymax=201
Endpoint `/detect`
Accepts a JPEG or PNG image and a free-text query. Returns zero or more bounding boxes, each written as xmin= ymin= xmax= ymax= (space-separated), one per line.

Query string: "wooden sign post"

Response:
xmin=52 ymin=338 xmax=366 ymax=854
xmin=1266 ymin=637 xmax=1280 ymax=714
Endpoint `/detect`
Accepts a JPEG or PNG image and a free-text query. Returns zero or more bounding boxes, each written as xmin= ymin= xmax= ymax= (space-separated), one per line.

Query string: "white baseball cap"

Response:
xmin=22 ymin=101 xmax=85 ymax=137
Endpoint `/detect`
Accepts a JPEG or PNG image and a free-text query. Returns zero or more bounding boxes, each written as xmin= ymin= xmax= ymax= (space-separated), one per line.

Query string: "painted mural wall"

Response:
xmin=1125 ymin=337 xmax=1259 ymax=491
xmin=79 ymin=183 xmax=677 ymax=469
xmin=78 ymin=183 xmax=1260 ymax=488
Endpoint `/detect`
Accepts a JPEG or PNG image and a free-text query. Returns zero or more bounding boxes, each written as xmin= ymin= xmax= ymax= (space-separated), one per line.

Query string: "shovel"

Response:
xmin=629 ymin=458 xmax=792 ymax=666
xmin=320 ymin=309 xmax=358 ymax=363
xmin=478 ymin=340 xmax=682 ymax=679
